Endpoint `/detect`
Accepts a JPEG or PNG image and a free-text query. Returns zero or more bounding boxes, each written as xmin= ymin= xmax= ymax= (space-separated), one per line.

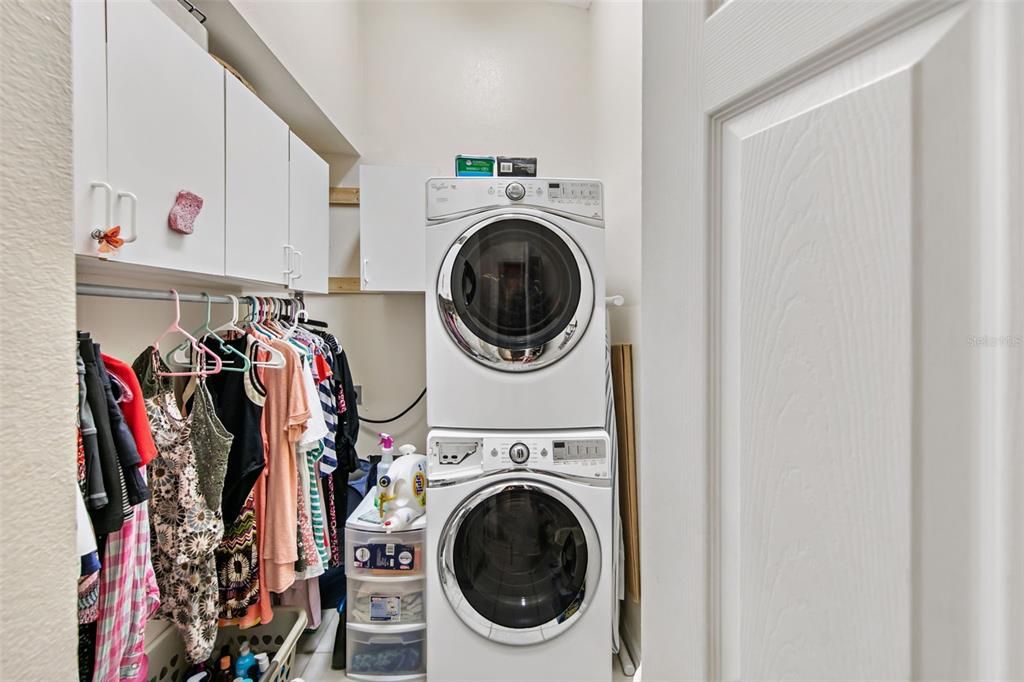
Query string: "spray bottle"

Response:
xmin=377 ymin=433 xmax=395 ymax=479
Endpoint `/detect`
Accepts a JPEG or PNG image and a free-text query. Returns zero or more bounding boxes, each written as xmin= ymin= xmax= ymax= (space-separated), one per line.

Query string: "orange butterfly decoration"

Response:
xmin=91 ymin=226 xmax=124 ymax=255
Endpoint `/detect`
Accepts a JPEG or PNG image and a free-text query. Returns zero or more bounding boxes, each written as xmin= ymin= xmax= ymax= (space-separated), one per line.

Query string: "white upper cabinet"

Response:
xmin=359 ymin=165 xmax=433 ymax=292
xmin=225 ymin=73 xmax=290 ymax=285
xmin=105 ymin=0 xmax=226 ymax=275
xmin=287 ymin=132 xmax=329 ymax=293
xmin=72 ymin=0 xmax=110 ymax=255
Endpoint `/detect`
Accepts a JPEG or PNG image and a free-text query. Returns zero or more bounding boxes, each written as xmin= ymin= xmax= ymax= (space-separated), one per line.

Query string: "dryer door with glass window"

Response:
xmin=437 ymin=214 xmax=594 ymax=372
xmin=438 ymin=480 xmax=601 ymax=645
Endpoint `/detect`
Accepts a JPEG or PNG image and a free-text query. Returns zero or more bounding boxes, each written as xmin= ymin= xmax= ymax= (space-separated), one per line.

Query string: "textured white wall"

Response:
xmin=0 ymin=0 xmax=78 ymax=677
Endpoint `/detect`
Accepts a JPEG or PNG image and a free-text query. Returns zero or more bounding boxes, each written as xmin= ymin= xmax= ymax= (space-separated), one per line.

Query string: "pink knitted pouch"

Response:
xmin=168 ymin=190 xmax=203 ymax=235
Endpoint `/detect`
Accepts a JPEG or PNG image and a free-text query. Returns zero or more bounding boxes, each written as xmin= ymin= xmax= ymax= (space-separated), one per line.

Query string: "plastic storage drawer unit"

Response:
xmin=345 ymin=527 xmax=424 ymax=577
xmin=348 ymin=575 xmax=425 ymax=625
xmin=347 ymin=623 xmax=426 ymax=680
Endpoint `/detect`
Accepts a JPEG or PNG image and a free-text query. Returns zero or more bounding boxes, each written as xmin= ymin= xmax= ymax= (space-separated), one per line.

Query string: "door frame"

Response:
xmin=639 ymin=0 xmax=1023 ymax=679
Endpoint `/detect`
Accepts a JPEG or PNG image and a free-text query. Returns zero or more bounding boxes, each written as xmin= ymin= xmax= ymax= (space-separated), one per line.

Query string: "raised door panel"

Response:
xmin=72 ymin=0 xmax=109 ymax=256
xmin=225 ymin=73 xmax=290 ymax=285
xmin=106 ymin=0 xmax=226 ymax=275
xmin=712 ymin=6 xmax=977 ymax=680
xmin=288 ymin=132 xmax=329 ymax=293
xmin=359 ymin=165 xmax=433 ymax=292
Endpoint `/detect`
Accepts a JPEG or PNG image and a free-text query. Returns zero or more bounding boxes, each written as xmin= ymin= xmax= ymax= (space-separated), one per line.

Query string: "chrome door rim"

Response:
xmin=436 ymin=213 xmax=595 ymax=372
xmin=438 ymin=479 xmax=601 ymax=646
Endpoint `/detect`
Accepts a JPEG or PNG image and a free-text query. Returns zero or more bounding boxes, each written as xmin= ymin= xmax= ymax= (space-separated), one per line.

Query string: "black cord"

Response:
xmin=359 ymin=388 xmax=427 ymax=424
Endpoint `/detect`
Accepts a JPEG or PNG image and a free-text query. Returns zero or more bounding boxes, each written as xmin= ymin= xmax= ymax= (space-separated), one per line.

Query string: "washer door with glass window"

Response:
xmin=438 ymin=480 xmax=601 ymax=645
xmin=437 ymin=214 xmax=595 ymax=371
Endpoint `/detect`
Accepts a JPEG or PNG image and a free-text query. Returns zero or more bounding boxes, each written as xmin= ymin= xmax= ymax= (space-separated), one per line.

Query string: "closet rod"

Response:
xmin=76 ymin=283 xmax=240 ymax=304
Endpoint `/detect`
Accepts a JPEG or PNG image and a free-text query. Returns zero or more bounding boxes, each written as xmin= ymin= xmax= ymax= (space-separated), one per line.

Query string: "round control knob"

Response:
xmin=505 ymin=182 xmax=526 ymax=201
xmin=508 ymin=442 xmax=530 ymax=464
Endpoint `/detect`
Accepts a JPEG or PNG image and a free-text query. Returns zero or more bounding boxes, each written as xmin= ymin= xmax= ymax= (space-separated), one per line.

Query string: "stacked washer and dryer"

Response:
xmin=424 ymin=177 xmax=613 ymax=681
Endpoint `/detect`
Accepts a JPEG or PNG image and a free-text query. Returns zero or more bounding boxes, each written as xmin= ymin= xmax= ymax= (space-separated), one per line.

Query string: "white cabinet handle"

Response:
xmin=283 ymin=244 xmax=295 ymax=284
xmin=116 ymin=191 xmax=139 ymax=243
xmin=90 ymin=181 xmax=113 ymax=230
xmin=363 ymin=258 xmax=370 ymax=286
xmin=291 ymin=249 xmax=304 ymax=281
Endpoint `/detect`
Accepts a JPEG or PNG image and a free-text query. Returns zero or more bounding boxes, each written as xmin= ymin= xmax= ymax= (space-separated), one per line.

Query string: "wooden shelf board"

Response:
xmin=327 ymin=276 xmax=364 ymax=294
xmin=329 ymin=187 xmax=360 ymax=206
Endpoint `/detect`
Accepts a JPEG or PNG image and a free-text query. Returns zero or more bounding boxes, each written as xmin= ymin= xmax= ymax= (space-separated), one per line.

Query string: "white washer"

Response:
xmin=425 ymin=428 xmax=612 ymax=682
xmin=425 ymin=177 xmax=606 ymax=430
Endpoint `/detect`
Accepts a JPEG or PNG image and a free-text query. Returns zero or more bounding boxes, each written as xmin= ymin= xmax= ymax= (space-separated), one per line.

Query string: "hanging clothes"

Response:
xmin=259 ymin=336 xmax=310 ymax=595
xmin=134 ymin=348 xmax=230 ymax=663
xmin=79 ymin=335 xmax=128 ymax=535
xmin=183 ymin=335 xmax=268 ymax=622
xmin=92 ymin=353 xmax=161 ymax=682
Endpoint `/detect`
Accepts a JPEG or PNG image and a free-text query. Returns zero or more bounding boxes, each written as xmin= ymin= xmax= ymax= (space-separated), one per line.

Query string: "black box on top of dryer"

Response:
xmin=496 ymin=157 xmax=538 ymax=177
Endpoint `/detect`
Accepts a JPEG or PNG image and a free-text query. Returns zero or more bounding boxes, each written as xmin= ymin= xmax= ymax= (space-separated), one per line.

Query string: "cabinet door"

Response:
xmin=106 ymin=0 xmax=225 ymax=275
xmin=225 ymin=74 xmax=290 ymax=285
xmin=72 ymin=0 xmax=109 ymax=256
xmin=359 ymin=165 xmax=433 ymax=292
xmin=287 ymin=133 xmax=329 ymax=293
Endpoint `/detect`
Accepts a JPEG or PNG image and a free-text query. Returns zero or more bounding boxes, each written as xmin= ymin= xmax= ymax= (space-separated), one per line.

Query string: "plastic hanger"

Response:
xmin=169 ymin=293 xmax=250 ymax=372
xmin=244 ymin=296 xmax=277 ymax=339
xmin=284 ymin=304 xmax=309 ymax=338
xmin=153 ymin=290 xmax=222 ymax=377
xmin=221 ymin=294 xmax=285 ymax=369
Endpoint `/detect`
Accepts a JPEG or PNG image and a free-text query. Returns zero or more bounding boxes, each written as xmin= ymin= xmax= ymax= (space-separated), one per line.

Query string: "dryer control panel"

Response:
xmin=427 ymin=429 xmax=610 ymax=483
xmin=426 ymin=177 xmax=603 ymax=223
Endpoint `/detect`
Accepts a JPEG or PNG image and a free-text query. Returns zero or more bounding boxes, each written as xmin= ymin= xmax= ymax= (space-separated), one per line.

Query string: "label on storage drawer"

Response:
xmin=369 ymin=595 xmax=402 ymax=622
xmin=353 ymin=543 xmax=416 ymax=571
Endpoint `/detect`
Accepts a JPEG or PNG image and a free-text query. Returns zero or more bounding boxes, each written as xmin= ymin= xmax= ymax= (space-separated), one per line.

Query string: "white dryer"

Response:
xmin=425 ymin=428 xmax=612 ymax=682
xmin=425 ymin=177 xmax=606 ymax=430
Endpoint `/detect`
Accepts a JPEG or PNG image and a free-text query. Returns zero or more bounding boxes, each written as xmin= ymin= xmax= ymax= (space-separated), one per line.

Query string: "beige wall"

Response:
xmin=322 ymin=0 xmax=599 ymax=454
xmin=232 ymin=0 xmax=363 ymax=150
xmin=591 ymin=0 xmax=643 ymax=657
xmin=0 ymin=0 xmax=78 ymax=676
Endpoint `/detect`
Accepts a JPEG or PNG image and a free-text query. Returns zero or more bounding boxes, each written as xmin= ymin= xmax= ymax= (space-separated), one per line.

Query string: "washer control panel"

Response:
xmin=426 ymin=177 xmax=603 ymax=222
xmin=427 ymin=430 xmax=609 ymax=481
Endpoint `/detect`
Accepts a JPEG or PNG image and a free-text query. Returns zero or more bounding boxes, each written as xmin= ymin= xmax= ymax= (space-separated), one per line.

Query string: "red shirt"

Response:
xmin=102 ymin=353 xmax=158 ymax=466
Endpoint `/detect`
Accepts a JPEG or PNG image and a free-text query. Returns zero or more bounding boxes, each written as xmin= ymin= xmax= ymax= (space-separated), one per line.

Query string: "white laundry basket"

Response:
xmin=145 ymin=607 xmax=307 ymax=682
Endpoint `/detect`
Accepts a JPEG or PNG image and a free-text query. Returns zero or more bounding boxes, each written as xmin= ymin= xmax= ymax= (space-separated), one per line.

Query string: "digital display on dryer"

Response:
xmin=552 ymin=440 xmax=605 ymax=462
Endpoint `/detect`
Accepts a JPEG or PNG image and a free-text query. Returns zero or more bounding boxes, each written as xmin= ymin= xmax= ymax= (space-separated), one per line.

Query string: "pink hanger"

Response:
xmin=153 ymin=289 xmax=223 ymax=377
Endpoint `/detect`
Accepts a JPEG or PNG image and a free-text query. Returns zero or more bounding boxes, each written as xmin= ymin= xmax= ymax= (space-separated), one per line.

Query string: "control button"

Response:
xmin=541 ymin=448 xmax=548 ymax=457
xmin=490 ymin=448 xmax=499 ymax=458
xmin=505 ymin=182 xmax=526 ymax=201
xmin=509 ymin=442 xmax=530 ymax=464
xmin=488 ymin=186 xmax=495 ymax=195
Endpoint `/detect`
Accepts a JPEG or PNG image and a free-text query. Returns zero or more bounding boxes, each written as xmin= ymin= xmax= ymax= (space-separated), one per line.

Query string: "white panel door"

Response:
xmin=641 ymin=1 xmax=1024 ymax=680
xmin=287 ymin=132 xmax=329 ymax=293
xmin=225 ymin=74 xmax=290 ymax=285
xmin=106 ymin=0 xmax=225 ymax=275
xmin=72 ymin=0 xmax=110 ymax=256
xmin=359 ymin=165 xmax=433 ymax=292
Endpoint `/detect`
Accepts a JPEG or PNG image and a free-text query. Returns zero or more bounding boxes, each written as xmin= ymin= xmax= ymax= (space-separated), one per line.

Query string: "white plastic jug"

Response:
xmin=376 ymin=445 xmax=427 ymax=532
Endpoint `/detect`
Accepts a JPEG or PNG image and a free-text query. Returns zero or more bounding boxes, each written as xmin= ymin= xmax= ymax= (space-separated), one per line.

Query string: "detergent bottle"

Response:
xmin=376 ymin=444 xmax=427 ymax=532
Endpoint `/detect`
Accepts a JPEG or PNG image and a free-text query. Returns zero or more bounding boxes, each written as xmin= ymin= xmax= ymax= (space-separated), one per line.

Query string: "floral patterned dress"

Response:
xmin=134 ymin=348 xmax=232 ymax=663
